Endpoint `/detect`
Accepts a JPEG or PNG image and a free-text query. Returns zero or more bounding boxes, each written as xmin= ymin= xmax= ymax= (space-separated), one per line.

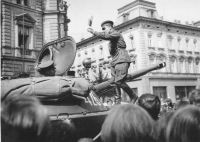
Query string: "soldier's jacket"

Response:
xmin=93 ymin=29 xmax=131 ymax=66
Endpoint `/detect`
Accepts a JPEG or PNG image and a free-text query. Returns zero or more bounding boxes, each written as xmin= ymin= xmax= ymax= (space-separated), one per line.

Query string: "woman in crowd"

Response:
xmin=166 ymin=105 xmax=200 ymax=142
xmin=1 ymin=96 xmax=51 ymax=142
xmin=101 ymin=104 xmax=154 ymax=142
xmin=155 ymin=111 xmax=174 ymax=142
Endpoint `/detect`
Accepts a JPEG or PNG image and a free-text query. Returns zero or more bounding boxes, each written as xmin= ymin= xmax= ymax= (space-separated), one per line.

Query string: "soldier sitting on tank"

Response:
xmin=87 ymin=20 xmax=138 ymax=104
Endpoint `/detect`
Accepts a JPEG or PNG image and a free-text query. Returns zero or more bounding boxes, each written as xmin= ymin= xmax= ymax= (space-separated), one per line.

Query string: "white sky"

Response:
xmin=65 ymin=0 xmax=200 ymax=43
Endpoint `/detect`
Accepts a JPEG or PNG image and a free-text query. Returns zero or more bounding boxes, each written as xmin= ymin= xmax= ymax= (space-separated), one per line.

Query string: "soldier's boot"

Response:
xmin=119 ymin=82 xmax=138 ymax=104
xmin=114 ymin=86 xmax=121 ymax=105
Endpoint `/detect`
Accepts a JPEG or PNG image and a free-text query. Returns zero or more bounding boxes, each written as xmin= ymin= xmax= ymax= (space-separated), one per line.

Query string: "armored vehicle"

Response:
xmin=1 ymin=36 xmax=166 ymax=141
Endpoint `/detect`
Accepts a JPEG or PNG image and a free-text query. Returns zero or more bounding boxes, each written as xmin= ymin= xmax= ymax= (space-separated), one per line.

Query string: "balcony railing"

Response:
xmin=148 ymin=46 xmax=156 ymax=51
xmin=194 ymin=51 xmax=200 ymax=55
xmin=168 ymin=49 xmax=176 ymax=53
xmin=157 ymin=47 xmax=165 ymax=52
xmin=2 ymin=46 xmax=40 ymax=59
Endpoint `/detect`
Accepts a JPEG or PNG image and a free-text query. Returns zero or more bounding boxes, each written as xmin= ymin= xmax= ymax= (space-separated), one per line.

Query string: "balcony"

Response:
xmin=186 ymin=51 xmax=192 ymax=55
xmin=178 ymin=50 xmax=184 ymax=54
xmin=157 ymin=47 xmax=165 ymax=52
xmin=1 ymin=46 xmax=40 ymax=59
xmin=194 ymin=51 xmax=200 ymax=56
xmin=148 ymin=46 xmax=156 ymax=52
xmin=168 ymin=49 xmax=176 ymax=54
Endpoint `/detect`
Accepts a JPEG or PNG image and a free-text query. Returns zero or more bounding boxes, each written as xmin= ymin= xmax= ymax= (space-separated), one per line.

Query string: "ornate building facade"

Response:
xmin=74 ymin=0 xmax=200 ymax=102
xmin=1 ymin=0 xmax=70 ymax=77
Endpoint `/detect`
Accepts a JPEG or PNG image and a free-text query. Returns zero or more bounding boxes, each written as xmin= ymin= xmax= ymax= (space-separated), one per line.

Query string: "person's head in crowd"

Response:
xmin=155 ymin=111 xmax=174 ymax=142
xmin=188 ymin=89 xmax=200 ymax=107
xmin=101 ymin=104 xmax=154 ymax=142
xmin=1 ymin=96 xmax=51 ymax=142
xmin=174 ymin=97 xmax=190 ymax=110
xmin=50 ymin=119 xmax=78 ymax=142
xmin=138 ymin=93 xmax=161 ymax=120
xmin=107 ymin=99 xmax=113 ymax=107
xmin=166 ymin=105 xmax=200 ymax=142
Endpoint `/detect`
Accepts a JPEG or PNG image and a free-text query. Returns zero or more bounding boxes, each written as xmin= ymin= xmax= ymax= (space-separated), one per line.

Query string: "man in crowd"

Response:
xmin=87 ymin=20 xmax=138 ymax=104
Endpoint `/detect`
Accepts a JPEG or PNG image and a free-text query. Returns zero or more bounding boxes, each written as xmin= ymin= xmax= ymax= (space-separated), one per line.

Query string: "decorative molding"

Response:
xmin=157 ymin=31 xmax=162 ymax=37
xmin=157 ymin=47 xmax=165 ymax=52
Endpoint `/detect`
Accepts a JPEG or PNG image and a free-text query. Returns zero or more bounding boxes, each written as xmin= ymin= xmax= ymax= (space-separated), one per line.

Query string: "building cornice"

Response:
xmin=118 ymin=0 xmax=156 ymax=14
xmin=1 ymin=56 xmax=36 ymax=63
xmin=77 ymin=16 xmax=200 ymax=48
xmin=2 ymin=1 xmax=43 ymax=14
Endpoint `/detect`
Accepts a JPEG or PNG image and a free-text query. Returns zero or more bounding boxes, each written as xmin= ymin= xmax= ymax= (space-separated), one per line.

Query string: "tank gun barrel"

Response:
xmin=93 ymin=62 xmax=166 ymax=93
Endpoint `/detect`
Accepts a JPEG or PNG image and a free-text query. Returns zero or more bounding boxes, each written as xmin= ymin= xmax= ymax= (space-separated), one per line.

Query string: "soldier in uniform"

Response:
xmin=87 ymin=20 xmax=138 ymax=104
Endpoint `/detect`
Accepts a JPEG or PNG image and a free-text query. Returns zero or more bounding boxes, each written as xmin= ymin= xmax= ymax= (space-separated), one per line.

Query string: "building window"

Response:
xmin=18 ymin=26 xmax=29 ymax=55
xmin=122 ymin=13 xmax=129 ymax=22
xmin=99 ymin=45 xmax=104 ymax=59
xmin=194 ymin=39 xmax=198 ymax=51
xmin=153 ymin=87 xmax=167 ymax=102
xmin=177 ymin=36 xmax=181 ymax=50
xmin=91 ymin=49 xmax=96 ymax=61
xmin=148 ymin=32 xmax=153 ymax=47
xmin=175 ymin=86 xmax=196 ymax=101
xmin=84 ymin=50 xmax=88 ymax=59
xmin=195 ymin=59 xmax=200 ymax=73
xmin=188 ymin=58 xmax=193 ymax=73
xmin=17 ymin=0 xmax=28 ymax=6
xmin=186 ymin=37 xmax=190 ymax=51
xmin=157 ymin=36 xmax=162 ymax=48
xmin=179 ymin=57 xmax=185 ymax=73
xmin=129 ymin=34 xmax=135 ymax=49
xmin=170 ymin=56 xmax=177 ymax=73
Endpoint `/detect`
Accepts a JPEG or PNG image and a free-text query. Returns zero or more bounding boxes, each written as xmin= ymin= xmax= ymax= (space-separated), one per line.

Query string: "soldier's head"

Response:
xmin=101 ymin=20 xmax=114 ymax=34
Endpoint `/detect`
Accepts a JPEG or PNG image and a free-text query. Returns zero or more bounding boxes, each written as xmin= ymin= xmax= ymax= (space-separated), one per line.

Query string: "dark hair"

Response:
xmin=50 ymin=120 xmax=78 ymax=142
xmin=166 ymin=105 xmax=200 ymax=142
xmin=1 ymin=96 xmax=51 ymax=142
xmin=138 ymin=93 xmax=161 ymax=120
xmin=101 ymin=104 xmax=154 ymax=142
xmin=188 ymin=89 xmax=200 ymax=106
xmin=155 ymin=111 xmax=174 ymax=142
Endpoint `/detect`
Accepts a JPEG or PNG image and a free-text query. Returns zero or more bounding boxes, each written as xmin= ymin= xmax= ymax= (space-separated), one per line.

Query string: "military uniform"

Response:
xmin=91 ymin=21 xmax=137 ymax=103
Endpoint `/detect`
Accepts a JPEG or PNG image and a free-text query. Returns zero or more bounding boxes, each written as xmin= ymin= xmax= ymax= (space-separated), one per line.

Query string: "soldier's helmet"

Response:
xmin=82 ymin=58 xmax=92 ymax=69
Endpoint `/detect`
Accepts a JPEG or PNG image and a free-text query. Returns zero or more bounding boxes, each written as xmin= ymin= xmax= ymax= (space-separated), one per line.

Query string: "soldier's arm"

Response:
xmin=93 ymin=31 xmax=120 ymax=40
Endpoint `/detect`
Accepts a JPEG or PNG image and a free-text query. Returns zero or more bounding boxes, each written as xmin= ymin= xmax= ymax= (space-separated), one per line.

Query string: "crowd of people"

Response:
xmin=1 ymin=89 xmax=200 ymax=142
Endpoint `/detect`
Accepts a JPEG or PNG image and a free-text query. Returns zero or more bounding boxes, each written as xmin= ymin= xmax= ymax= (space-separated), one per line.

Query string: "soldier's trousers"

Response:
xmin=110 ymin=62 xmax=137 ymax=103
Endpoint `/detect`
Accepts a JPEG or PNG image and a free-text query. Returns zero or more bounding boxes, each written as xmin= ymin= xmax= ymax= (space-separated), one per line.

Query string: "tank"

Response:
xmin=1 ymin=36 xmax=166 ymax=141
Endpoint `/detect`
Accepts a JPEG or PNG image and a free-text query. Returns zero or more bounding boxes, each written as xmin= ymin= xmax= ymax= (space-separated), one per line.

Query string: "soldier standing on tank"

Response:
xmin=87 ymin=20 xmax=138 ymax=104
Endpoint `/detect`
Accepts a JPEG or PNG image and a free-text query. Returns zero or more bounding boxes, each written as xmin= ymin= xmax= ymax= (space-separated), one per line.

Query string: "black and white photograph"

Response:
xmin=1 ymin=0 xmax=200 ymax=142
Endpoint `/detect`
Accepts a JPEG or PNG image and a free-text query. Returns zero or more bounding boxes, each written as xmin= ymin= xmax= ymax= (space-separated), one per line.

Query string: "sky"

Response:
xmin=64 ymin=0 xmax=200 ymax=43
